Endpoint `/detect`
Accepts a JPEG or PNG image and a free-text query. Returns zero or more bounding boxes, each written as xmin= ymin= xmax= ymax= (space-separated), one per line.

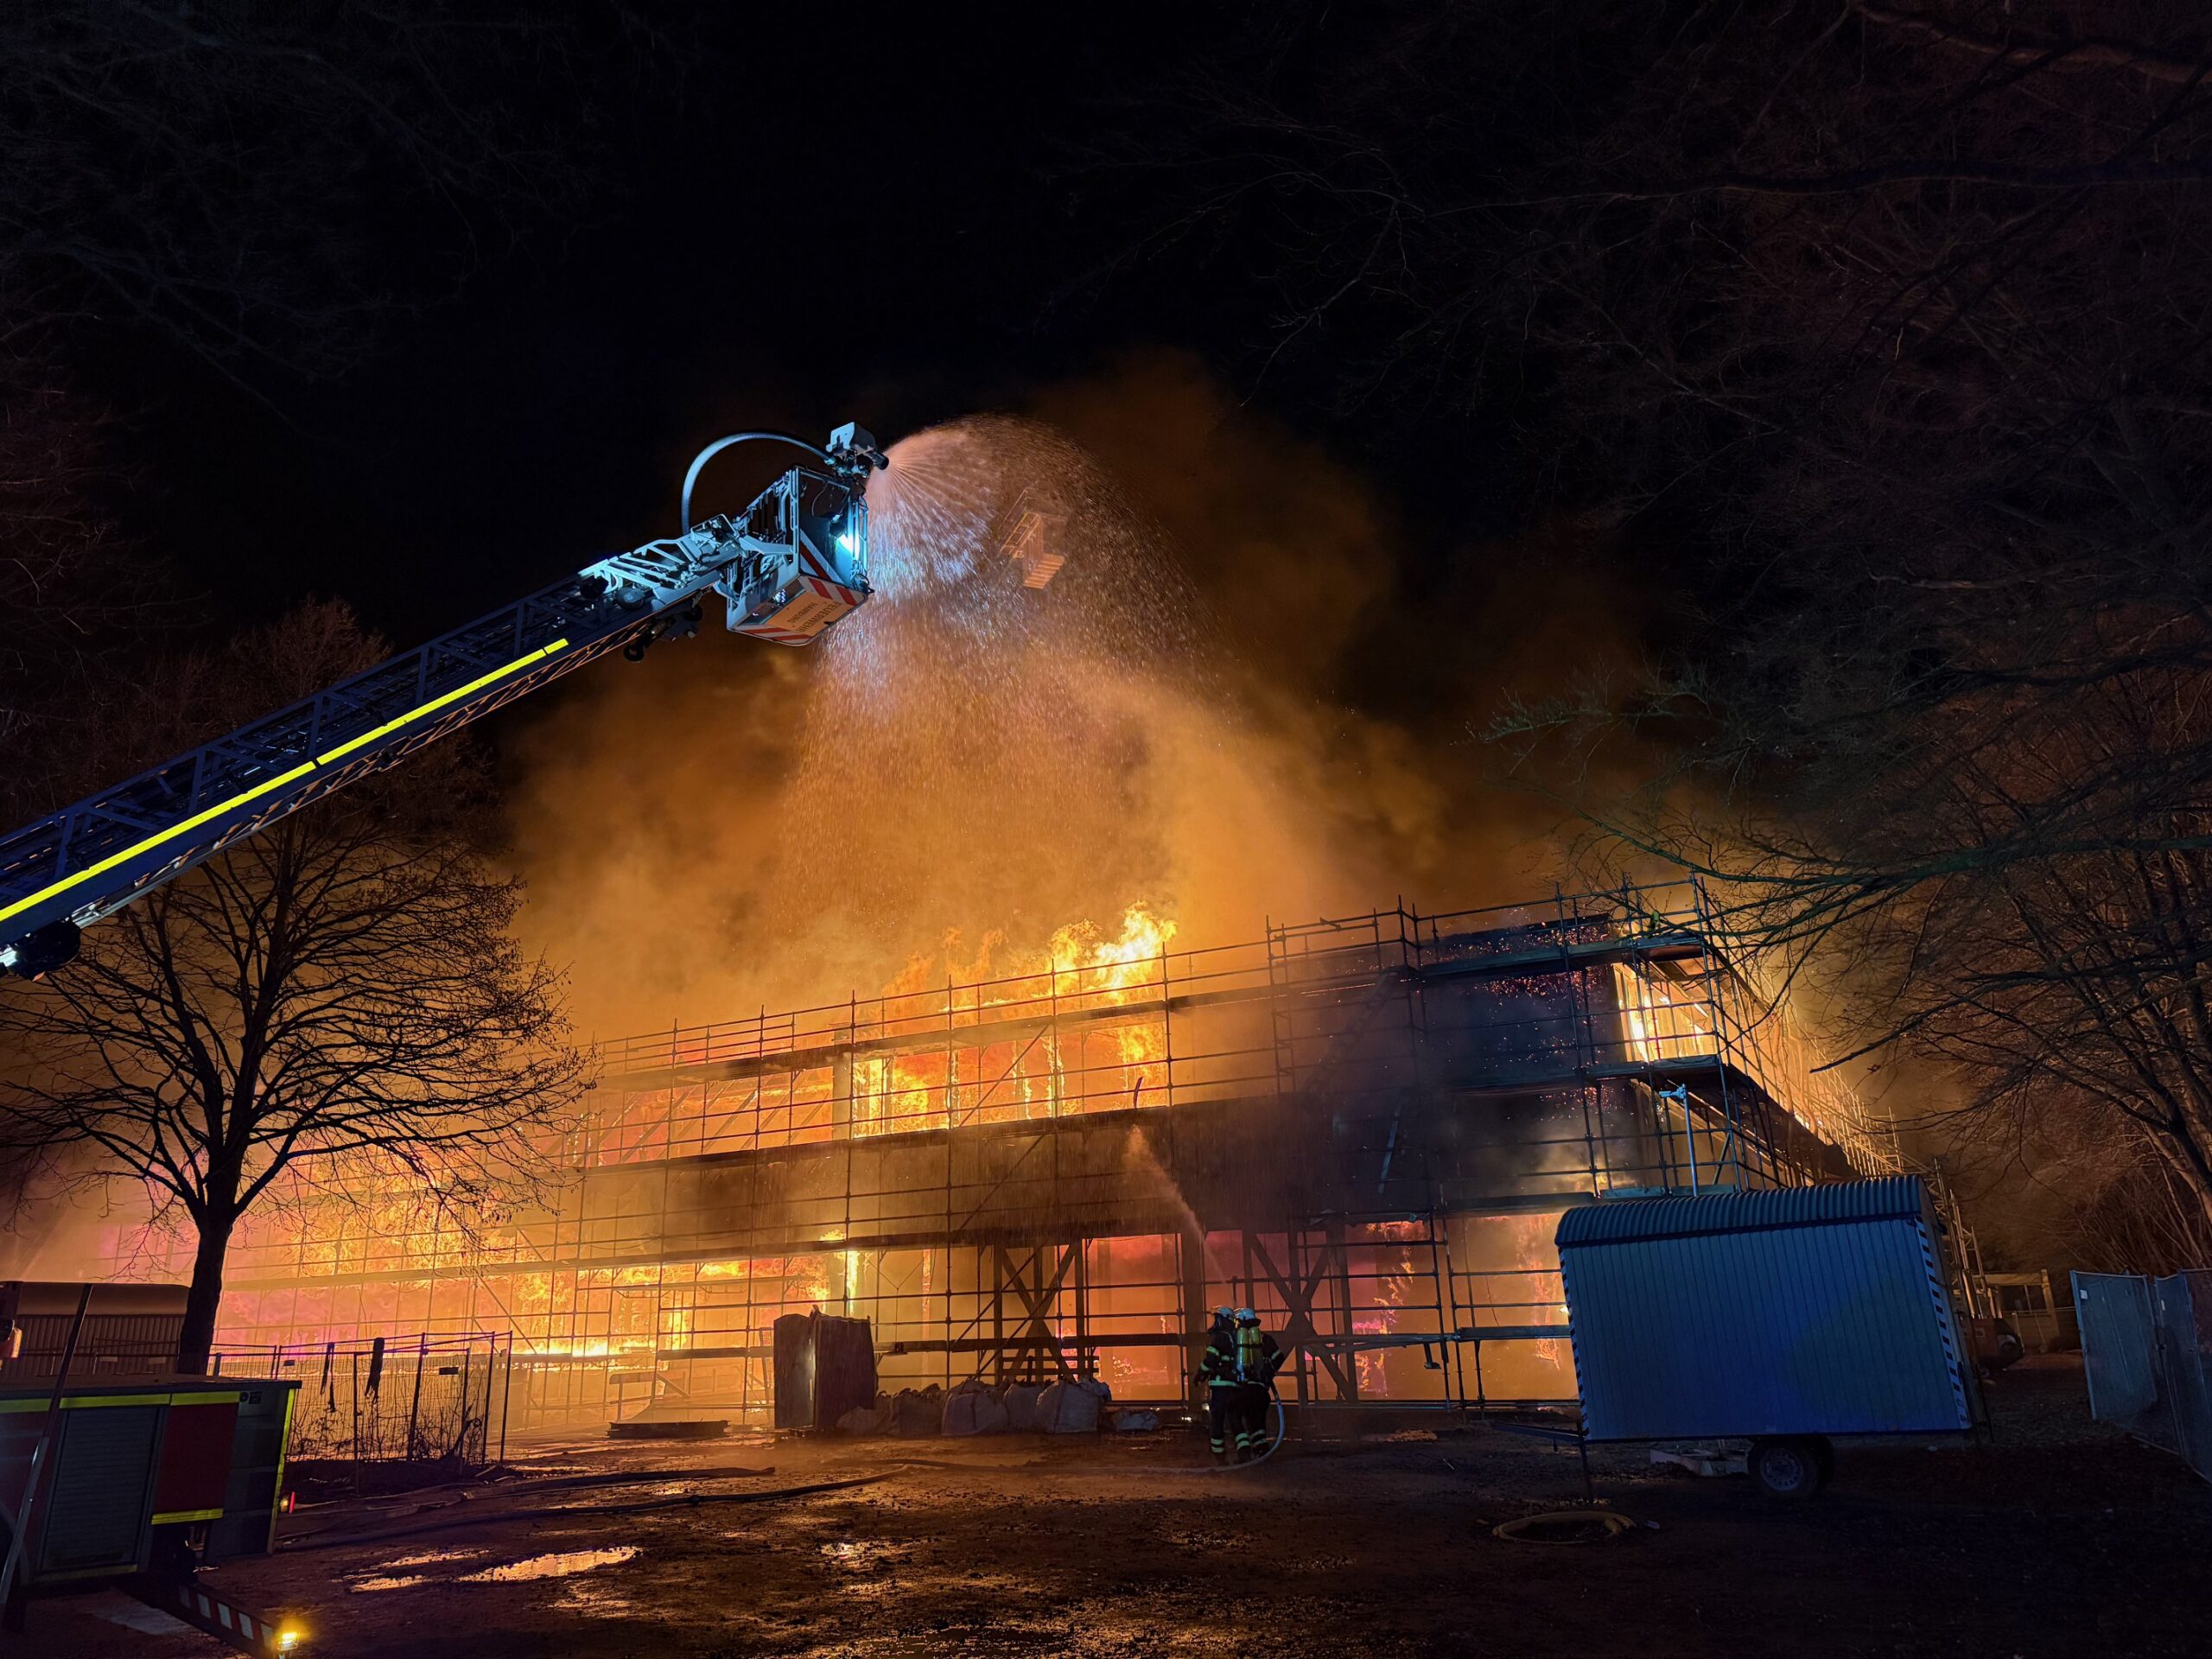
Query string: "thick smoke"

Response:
xmin=511 ymin=354 xmax=1631 ymax=1038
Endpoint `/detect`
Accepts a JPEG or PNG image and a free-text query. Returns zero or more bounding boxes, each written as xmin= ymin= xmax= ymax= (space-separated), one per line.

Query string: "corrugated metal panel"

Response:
xmin=39 ymin=1404 xmax=160 ymax=1573
xmin=1554 ymin=1176 xmax=1926 ymax=1248
xmin=2154 ymin=1272 xmax=2212 ymax=1479
xmin=2075 ymin=1272 xmax=2162 ymax=1439
xmin=1559 ymin=1179 xmax=1969 ymax=1440
xmin=0 ymin=1313 xmax=185 ymax=1381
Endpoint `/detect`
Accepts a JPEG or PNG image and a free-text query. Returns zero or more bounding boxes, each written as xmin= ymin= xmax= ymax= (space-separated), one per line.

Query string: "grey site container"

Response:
xmin=1556 ymin=1177 xmax=1974 ymax=1442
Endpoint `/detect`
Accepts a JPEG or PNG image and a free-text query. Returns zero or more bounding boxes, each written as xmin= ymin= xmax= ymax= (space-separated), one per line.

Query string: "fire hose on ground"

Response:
xmin=1201 ymin=1385 xmax=1286 ymax=1476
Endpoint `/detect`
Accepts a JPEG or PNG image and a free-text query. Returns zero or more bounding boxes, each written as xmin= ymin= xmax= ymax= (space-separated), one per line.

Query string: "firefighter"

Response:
xmin=1232 ymin=1306 xmax=1286 ymax=1460
xmin=1197 ymin=1306 xmax=1241 ymax=1463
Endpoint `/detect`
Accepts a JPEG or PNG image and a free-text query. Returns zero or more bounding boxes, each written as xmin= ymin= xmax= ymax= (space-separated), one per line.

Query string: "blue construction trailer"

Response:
xmin=1555 ymin=1176 xmax=1976 ymax=1497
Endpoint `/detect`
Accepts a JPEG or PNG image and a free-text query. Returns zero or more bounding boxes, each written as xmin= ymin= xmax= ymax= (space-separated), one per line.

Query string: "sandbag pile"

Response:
xmin=1036 ymin=1377 xmax=1112 ymax=1433
xmin=832 ymin=1384 xmax=942 ymax=1437
xmin=837 ymin=1376 xmax=1116 ymax=1437
xmin=1001 ymin=1382 xmax=1046 ymax=1431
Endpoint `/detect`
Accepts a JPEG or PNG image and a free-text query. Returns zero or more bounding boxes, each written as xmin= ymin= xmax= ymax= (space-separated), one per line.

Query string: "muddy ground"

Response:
xmin=13 ymin=1357 xmax=2208 ymax=1658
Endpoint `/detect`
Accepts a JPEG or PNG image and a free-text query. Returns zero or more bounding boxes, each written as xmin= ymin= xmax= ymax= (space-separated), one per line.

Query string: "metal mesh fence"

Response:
xmin=215 ymin=1333 xmax=510 ymax=1464
xmin=2074 ymin=1269 xmax=2212 ymax=1481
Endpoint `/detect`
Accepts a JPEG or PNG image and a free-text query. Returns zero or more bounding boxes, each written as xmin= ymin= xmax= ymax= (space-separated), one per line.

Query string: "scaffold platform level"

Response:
xmin=154 ymin=885 xmax=1899 ymax=1425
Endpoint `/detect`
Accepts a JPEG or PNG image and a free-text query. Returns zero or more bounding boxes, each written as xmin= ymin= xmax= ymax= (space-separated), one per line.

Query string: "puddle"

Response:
xmin=351 ymin=1575 xmax=429 ymax=1593
xmin=378 ymin=1548 xmax=486 ymax=1568
xmin=818 ymin=1541 xmax=911 ymax=1603
xmin=554 ymin=1580 xmax=638 ymax=1618
xmin=819 ymin=1541 xmax=907 ymax=1571
xmin=1161 ymin=1528 xmax=1238 ymax=1549
xmin=458 ymin=1547 xmax=640 ymax=1584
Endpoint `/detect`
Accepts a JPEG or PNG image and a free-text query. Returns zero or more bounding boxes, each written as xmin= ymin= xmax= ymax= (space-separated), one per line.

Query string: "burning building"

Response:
xmin=67 ymin=412 xmax=1896 ymax=1430
xmin=161 ymin=882 xmax=1893 ymax=1427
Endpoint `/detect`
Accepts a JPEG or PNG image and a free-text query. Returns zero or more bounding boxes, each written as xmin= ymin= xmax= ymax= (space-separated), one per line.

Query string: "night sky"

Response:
xmin=97 ymin=10 xmax=1376 ymax=647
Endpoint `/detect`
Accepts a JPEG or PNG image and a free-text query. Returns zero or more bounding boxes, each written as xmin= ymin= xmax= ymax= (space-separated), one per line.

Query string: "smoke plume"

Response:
xmin=509 ymin=353 xmax=1630 ymax=1038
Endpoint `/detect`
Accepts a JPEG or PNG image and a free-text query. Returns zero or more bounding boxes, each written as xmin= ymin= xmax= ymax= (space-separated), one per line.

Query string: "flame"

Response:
xmin=157 ymin=903 xmax=1198 ymax=1361
xmin=1611 ymin=962 xmax=1714 ymax=1065
xmin=845 ymin=904 xmax=1179 ymax=1135
xmin=1050 ymin=903 xmax=1177 ymax=989
xmin=1354 ymin=1242 xmax=1417 ymax=1397
xmin=530 ymin=1339 xmax=614 ymax=1359
xmin=1052 ymin=905 xmax=1176 ymax=1103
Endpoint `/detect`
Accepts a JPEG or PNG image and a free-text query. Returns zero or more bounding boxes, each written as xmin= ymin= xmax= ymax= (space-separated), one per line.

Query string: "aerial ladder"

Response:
xmin=0 ymin=423 xmax=889 ymax=978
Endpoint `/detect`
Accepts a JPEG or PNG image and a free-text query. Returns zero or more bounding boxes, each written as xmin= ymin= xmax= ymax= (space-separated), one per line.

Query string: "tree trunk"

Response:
xmin=176 ymin=1211 xmax=235 ymax=1376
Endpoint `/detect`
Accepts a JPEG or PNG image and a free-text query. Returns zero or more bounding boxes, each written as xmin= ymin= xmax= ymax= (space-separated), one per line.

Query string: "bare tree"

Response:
xmin=0 ymin=2 xmax=665 ymax=382
xmin=0 ymin=3 xmax=680 ymax=807
xmin=0 ymin=361 xmax=137 ymax=810
xmin=0 ymin=604 xmax=586 ymax=1371
xmin=1128 ymin=4 xmax=2212 ymax=1257
xmin=2058 ymin=1128 xmax=2212 ymax=1276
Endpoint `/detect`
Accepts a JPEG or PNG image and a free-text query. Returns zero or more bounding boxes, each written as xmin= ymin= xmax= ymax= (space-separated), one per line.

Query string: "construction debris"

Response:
xmin=607 ymin=1419 xmax=728 ymax=1441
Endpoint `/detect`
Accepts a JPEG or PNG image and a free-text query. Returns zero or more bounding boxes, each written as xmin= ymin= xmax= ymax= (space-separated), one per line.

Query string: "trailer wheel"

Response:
xmin=1748 ymin=1436 xmax=1831 ymax=1500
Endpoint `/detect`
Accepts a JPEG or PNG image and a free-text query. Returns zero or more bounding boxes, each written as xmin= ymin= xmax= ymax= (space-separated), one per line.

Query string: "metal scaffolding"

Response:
xmin=155 ymin=883 xmax=1895 ymax=1425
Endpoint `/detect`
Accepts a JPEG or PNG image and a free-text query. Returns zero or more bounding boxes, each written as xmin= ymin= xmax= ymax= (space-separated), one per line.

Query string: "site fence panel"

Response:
xmin=2155 ymin=1271 xmax=2212 ymax=1480
xmin=2074 ymin=1269 xmax=2212 ymax=1482
xmin=215 ymin=1333 xmax=510 ymax=1464
xmin=2074 ymin=1273 xmax=2161 ymax=1437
